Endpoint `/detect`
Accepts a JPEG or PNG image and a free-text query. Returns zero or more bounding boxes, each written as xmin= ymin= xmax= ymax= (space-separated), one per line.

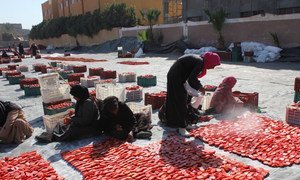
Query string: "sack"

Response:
xmin=184 ymin=81 xmax=200 ymax=97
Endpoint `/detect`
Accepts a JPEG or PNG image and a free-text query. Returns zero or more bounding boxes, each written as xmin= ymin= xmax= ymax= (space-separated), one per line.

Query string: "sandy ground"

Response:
xmin=0 ymin=52 xmax=299 ymax=179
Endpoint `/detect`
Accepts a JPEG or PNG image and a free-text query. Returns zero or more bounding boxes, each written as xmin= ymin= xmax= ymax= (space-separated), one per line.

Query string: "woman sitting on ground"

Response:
xmin=36 ymin=85 xmax=100 ymax=142
xmin=0 ymin=100 xmax=33 ymax=144
xmin=205 ymin=76 xmax=243 ymax=115
xmin=100 ymin=96 xmax=152 ymax=141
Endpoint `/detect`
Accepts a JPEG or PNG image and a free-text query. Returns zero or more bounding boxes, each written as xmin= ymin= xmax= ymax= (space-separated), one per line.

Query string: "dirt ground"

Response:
xmin=0 ymin=52 xmax=299 ymax=179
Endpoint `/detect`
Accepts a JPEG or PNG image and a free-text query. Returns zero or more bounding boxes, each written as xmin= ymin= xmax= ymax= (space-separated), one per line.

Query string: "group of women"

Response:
xmin=1 ymin=52 xmax=243 ymax=144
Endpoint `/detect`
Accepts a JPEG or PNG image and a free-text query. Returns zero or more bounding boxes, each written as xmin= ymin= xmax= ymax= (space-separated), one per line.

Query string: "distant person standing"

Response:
xmin=18 ymin=43 xmax=25 ymax=55
xmin=30 ymin=43 xmax=38 ymax=56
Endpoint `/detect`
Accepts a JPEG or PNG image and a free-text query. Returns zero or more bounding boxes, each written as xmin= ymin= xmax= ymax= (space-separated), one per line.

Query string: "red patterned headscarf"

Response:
xmin=197 ymin=52 xmax=221 ymax=78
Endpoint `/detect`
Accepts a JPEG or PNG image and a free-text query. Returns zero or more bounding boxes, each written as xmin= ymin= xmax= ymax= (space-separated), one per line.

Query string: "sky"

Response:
xmin=0 ymin=0 xmax=46 ymax=30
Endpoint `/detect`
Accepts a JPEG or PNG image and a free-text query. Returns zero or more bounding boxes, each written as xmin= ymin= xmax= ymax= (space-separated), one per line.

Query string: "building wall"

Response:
xmin=57 ymin=0 xmax=65 ymax=17
xmin=69 ymin=0 xmax=83 ymax=16
xmin=182 ymin=0 xmax=300 ymax=21
xmin=42 ymin=0 xmax=59 ymax=20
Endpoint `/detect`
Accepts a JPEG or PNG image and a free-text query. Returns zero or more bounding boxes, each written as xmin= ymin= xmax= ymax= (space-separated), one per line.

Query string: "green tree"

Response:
xmin=140 ymin=8 xmax=161 ymax=41
xmin=204 ymin=8 xmax=227 ymax=50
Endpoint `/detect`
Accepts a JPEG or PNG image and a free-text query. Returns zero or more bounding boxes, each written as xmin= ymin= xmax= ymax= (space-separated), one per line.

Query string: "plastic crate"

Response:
xmin=127 ymin=103 xmax=152 ymax=121
xmin=73 ymin=65 xmax=87 ymax=73
xmin=8 ymin=75 xmax=25 ymax=85
xmin=68 ymin=73 xmax=84 ymax=82
xmin=20 ymin=78 xmax=39 ymax=89
xmin=137 ymin=75 xmax=157 ymax=87
xmin=0 ymin=68 xmax=10 ymax=75
xmin=125 ymin=86 xmax=143 ymax=102
xmin=16 ymin=65 xmax=29 ymax=72
xmin=59 ymin=70 xmax=73 ymax=79
xmin=100 ymin=70 xmax=117 ymax=79
xmin=286 ymin=103 xmax=300 ymax=125
xmin=2 ymin=58 xmax=11 ymax=64
xmin=38 ymin=73 xmax=60 ymax=90
xmin=63 ymin=64 xmax=74 ymax=71
xmin=41 ymin=84 xmax=71 ymax=104
xmin=80 ymin=76 xmax=100 ymax=88
xmin=119 ymin=72 xmax=136 ymax=83
xmin=96 ymin=84 xmax=125 ymax=102
xmin=89 ymin=68 xmax=103 ymax=76
xmin=213 ymin=51 xmax=232 ymax=61
xmin=24 ymin=85 xmax=41 ymax=96
xmin=12 ymin=58 xmax=22 ymax=63
xmin=43 ymin=101 xmax=75 ymax=115
xmin=295 ymin=91 xmax=300 ymax=103
xmin=233 ymin=91 xmax=259 ymax=112
xmin=94 ymin=79 xmax=117 ymax=86
xmin=145 ymin=91 xmax=167 ymax=110
xmin=295 ymin=77 xmax=300 ymax=92
xmin=50 ymin=61 xmax=61 ymax=67
xmin=43 ymin=109 xmax=74 ymax=133
xmin=8 ymin=64 xmax=18 ymax=70
xmin=4 ymin=71 xmax=21 ymax=79
xmin=33 ymin=64 xmax=46 ymax=72
xmin=41 ymin=66 xmax=52 ymax=74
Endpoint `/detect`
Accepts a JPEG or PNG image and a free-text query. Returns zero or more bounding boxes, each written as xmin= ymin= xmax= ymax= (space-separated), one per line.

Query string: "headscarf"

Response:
xmin=197 ymin=52 xmax=221 ymax=78
xmin=102 ymin=96 xmax=119 ymax=112
xmin=70 ymin=85 xmax=90 ymax=101
xmin=218 ymin=76 xmax=237 ymax=90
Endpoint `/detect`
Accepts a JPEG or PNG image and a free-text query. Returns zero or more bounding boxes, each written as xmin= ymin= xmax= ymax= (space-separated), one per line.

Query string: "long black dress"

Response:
xmin=166 ymin=54 xmax=204 ymax=128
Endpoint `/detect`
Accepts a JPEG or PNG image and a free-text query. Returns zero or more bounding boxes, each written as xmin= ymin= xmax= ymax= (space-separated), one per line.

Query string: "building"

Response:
xmin=182 ymin=0 xmax=300 ymax=22
xmin=42 ymin=0 xmax=182 ymax=24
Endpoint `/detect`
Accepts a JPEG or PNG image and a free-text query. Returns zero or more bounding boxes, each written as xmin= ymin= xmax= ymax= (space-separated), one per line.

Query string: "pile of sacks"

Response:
xmin=228 ymin=42 xmax=282 ymax=63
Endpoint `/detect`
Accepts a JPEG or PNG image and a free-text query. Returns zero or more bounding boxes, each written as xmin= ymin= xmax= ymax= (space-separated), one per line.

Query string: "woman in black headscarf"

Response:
xmin=36 ymin=85 xmax=100 ymax=142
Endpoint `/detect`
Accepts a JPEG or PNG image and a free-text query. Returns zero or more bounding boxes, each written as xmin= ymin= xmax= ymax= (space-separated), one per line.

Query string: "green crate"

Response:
xmin=137 ymin=76 xmax=157 ymax=87
xmin=294 ymin=91 xmax=300 ymax=103
xmin=44 ymin=103 xmax=75 ymax=115
xmin=8 ymin=76 xmax=25 ymax=85
xmin=24 ymin=87 xmax=41 ymax=96
xmin=59 ymin=71 xmax=73 ymax=79
xmin=50 ymin=61 xmax=58 ymax=67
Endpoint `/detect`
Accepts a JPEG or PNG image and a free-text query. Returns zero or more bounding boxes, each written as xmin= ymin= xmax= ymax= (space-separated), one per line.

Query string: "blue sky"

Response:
xmin=0 ymin=0 xmax=46 ymax=30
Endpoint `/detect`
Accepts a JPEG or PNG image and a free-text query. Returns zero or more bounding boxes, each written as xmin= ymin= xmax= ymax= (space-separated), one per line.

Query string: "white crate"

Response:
xmin=119 ymin=72 xmax=136 ymax=83
xmin=41 ymin=84 xmax=71 ymax=104
xmin=38 ymin=73 xmax=60 ymax=90
xmin=202 ymin=92 xmax=213 ymax=110
xmin=43 ymin=109 xmax=74 ymax=133
xmin=16 ymin=65 xmax=29 ymax=72
xmin=286 ymin=104 xmax=300 ymax=125
xmin=126 ymin=103 xmax=152 ymax=121
xmin=80 ymin=76 xmax=100 ymax=88
xmin=63 ymin=64 xmax=74 ymax=71
xmin=126 ymin=88 xmax=143 ymax=102
xmin=94 ymin=79 xmax=117 ymax=86
xmin=96 ymin=84 xmax=125 ymax=102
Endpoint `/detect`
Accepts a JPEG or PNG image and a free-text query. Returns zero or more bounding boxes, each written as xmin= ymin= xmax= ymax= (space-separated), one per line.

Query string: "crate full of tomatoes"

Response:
xmin=68 ymin=73 xmax=84 ymax=82
xmin=89 ymin=67 xmax=103 ymax=76
xmin=80 ymin=76 xmax=100 ymax=88
xmin=43 ymin=100 xmax=75 ymax=115
xmin=119 ymin=72 xmax=136 ymax=83
xmin=1 ymin=58 xmax=11 ymax=64
xmin=125 ymin=85 xmax=143 ymax=102
xmin=8 ymin=64 xmax=18 ymax=70
xmin=0 ymin=67 xmax=10 ymax=75
xmin=32 ymin=64 xmax=47 ymax=72
xmin=145 ymin=91 xmax=167 ymax=110
xmin=4 ymin=71 xmax=21 ymax=79
xmin=73 ymin=65 xmax=87 ymax=73
xmin=16 ymin=65 xmax=29 ymax=72
xmin=20 ymin=78 xmax=39 ymax=89
xmin=233 ymin=91 xmax=259 ymax=112
xmin=100 ymin=70 xmax=117 ymax=79
xmin=137 ymin=75 xmax=157 ymax=87
xmin=12 ymin=58 xmax=22 ymax=63
xmin=286 ymin=102 xmax=300 ymax=125
xmin=43 ymin=109 xmax=74 ymax=133
xmin=8 ymin=74 xmax=25 ymax=85
xmin=24 ymin=84 xmax=41 ymax=96
xmin=41 ymin=66 xmax=53 ymax=74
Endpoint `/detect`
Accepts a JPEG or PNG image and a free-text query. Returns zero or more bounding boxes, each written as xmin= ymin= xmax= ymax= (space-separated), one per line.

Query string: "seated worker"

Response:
xmin=100 ymin=96 xmax=152 ymax=141
xmin=1 ymin=51 xmax=9 ymax=58
xmin=36 ymin=85 xmax=100 ymax=143
xmin=0 ymin=100 xmax=33 ymax=144
xmin=205 ymin=76 xmax=243 ymax=115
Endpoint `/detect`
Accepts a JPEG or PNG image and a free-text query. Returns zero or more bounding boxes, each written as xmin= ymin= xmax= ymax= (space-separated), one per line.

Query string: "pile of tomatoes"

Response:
xmin=100 ymin=70 xmax=117 ymax=79
xmin=118 ymin=61 xmax=149 ymax=65
xmin=8 ymin=64 xmax=19 ymax=70
xmin=125 ymin=85 xmax=141 ymax=91
xmin=44 ymin=57 xmax=108 ymax=62
xmin=0 ymin=67 xmax=10 ymax=75
xmin=68 ymin=73 xmax=84 ymax=82
xmin=47 ymin=102 xmax=73 ymax=110
xmin=89 ymin=67 xmax=104 ymax=76
xmin=73 ymin=65 xmax=87 ymax=73
xmin=0 ymin=151 xmax=62 ymax=179
xmin=62 ymin=135 xmax=268 ymax=179
xmin=139 ymin=75 xmax=154 ymax=79
xmin=191 ymin=113 xmax=300 ymax=167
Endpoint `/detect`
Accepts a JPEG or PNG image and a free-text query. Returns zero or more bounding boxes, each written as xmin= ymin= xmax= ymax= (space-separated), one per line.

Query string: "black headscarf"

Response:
xmin=70 ymin=85 xmax=90 ymax=102
xmin=102 ymin=96 xmax=119 ymax=112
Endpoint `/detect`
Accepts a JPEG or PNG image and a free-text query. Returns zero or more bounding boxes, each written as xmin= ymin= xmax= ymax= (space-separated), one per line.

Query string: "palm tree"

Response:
xmin=204 ymin=8 xmax=227 ymax=50
xmin=140 ymin=8 xmax=161 ymax=41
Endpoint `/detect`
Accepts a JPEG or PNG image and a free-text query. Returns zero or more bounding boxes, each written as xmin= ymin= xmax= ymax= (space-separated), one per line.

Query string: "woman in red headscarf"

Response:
xmin=165 ymin=52 xmax=221 ymax=137
xmin=208 ymin=76 xmax=243 ymax=114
